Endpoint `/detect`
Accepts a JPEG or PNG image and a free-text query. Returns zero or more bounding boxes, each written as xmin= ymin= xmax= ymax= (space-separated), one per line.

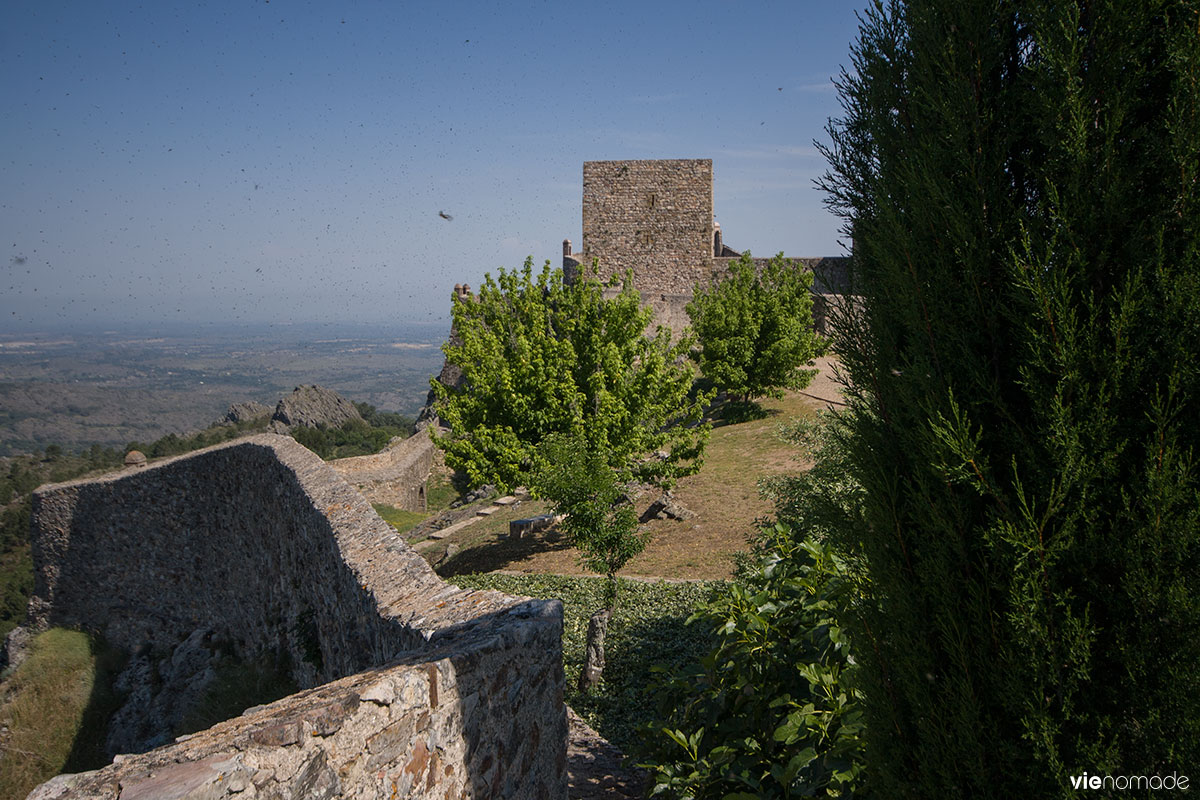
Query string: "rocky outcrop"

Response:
xmin=223 ymin=401 xmax=272 ymax=425
xmin=105 ymin=629 xmax=225 ymax=757
xmin=639 ymin=491 xmax=696 ymax=522
xmin=269 ymin=385 xmax=363 ymax=432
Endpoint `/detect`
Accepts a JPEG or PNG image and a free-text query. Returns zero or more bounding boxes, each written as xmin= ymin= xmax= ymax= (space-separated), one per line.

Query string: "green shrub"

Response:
xmin=176 ymin=652 xmax=297 ymax=736
xmin=687 ymin=252 xmax=825 ymax=404
xmin=290 ymin=418 xmax=405 ymax=460
xmin=644 ymin=525 xmax=864 ymax=799
xmin=449 ymin=572 xmax=722 ymax=754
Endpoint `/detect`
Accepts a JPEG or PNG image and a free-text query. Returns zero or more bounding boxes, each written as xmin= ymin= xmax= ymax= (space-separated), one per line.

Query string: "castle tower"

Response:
xmin=580 ymin=159 xmax=715 ymax=295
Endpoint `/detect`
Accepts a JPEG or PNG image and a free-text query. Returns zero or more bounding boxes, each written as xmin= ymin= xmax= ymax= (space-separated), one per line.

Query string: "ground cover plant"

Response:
xmin=818 ymin=1 xmax=1200 ymax=795
xmin=371 ymin=503 xmax=428 ymax=536
xmin=448 ymin=572 xmax=723 ymax=755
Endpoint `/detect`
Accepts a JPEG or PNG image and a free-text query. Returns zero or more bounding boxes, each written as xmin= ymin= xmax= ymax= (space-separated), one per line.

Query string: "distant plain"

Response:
xmin=0 ymin=321 xmax=448 ymax=456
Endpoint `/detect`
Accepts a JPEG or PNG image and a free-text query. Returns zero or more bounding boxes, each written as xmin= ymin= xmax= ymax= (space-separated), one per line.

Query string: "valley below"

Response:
xmin=0 ymin=321 xmax=447 ymax=456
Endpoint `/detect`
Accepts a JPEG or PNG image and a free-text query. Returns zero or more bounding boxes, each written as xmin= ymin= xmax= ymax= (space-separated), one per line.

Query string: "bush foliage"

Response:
xmin=644 ymin=414 xmax=867 ymax=799
xmin=431 ymin=258 xmax=709 ymax=493
xmin=646 ymin=527 xmax=864 ymax=799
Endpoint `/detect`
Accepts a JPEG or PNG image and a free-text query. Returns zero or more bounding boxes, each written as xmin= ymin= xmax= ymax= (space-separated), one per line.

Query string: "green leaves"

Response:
xmin=432 ymin=258 xmax=710 ymax=493
xmin=644 ymin=525 xmax=866 ymax=799
xmin=687 ymin=253 xmax=826 ymax=403
xmin=818 ymin=1 xmax=1200 ymax=796
xmin=535 ymin=431 xmax=647 ymax=584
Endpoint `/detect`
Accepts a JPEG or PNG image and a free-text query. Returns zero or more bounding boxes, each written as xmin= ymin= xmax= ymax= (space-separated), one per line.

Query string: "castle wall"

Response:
xmin=329 ymin=427 xmax=436 ymax=511
xmin=27 ymin=434 xmax=566 ymax=799
xmin=582 ymin=159 xmax=714 ymax=295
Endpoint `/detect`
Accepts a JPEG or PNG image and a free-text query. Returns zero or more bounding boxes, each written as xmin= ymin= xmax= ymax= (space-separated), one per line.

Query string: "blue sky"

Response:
xmin=1 ymin=1 xmax=866 ymax=331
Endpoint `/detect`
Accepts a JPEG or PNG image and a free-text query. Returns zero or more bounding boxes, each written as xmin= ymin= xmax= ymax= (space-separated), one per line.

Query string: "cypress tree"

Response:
xmin=819 ymin=1 xmax=1200 ymax=796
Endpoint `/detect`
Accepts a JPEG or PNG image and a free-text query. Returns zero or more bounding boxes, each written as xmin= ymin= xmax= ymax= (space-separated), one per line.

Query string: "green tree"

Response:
xmin=686 ymin=252 xmax=825 ymax=404
xmin=431 ymin=258 xmax=709 ymax=493
xmin=819 ymin=1 xmax=1200 ymax=797
xmin=535 ymin=432 xmax=645 ymax=604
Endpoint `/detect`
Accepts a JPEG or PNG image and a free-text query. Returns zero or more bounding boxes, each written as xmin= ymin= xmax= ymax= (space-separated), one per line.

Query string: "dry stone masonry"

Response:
xmin=25 ymin=434 xmax=567 ymax=799
xmin=577 ymin=159 xmax=715 ymax=295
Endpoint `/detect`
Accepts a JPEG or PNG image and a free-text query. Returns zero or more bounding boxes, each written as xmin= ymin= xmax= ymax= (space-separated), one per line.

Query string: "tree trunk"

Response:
xmin=577 ymin=608 xmax=612 ymax=694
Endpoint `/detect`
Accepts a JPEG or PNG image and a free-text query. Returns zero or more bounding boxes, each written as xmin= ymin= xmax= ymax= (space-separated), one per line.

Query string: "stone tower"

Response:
xmin=577 ymin=159 xmax=715 ymax=294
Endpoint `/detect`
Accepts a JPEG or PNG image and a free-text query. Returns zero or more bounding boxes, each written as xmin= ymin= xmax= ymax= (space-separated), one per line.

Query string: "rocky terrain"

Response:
xmin=268 ymin=384 xmax=365 ymax=432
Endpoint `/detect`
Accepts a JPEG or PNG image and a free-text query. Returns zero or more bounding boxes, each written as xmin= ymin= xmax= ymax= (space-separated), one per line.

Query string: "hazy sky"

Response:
xmin=2 ymin=2 xmax=866 ymax=331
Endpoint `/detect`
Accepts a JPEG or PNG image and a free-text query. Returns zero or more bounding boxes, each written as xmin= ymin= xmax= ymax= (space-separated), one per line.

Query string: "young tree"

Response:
xmin=536 ymin=433 xmax=645 ymax=596
xmin=686 ymin=252 xmax=825 ymax=404
xmin=819 ymin=2 xmax=1200 ymax=797
xmin=432 ymin=260 xmax=709 ymax=692
xmin=430 ymin=258 xmax=709 ymax=493
xmin=535 ymin=431 xmax=646 ymax=691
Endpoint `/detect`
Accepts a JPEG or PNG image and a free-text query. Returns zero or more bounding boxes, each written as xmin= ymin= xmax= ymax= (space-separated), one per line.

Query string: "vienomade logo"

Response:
xmin=1069 ymin=771 xmax=1189 ymax=791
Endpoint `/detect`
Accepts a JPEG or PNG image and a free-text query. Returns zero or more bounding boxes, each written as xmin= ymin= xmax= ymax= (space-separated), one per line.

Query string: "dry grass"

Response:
xmin=0 ymin=629 xmax=123 ymax=800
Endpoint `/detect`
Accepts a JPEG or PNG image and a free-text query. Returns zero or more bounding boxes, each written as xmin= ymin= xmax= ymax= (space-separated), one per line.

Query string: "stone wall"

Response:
xmin=26 ymin=434 xmax=567 ymax=799
xmin=582 ymin=159 xmax=714 ymax=295
xmin=329 ymin=427 xmax=436 ymax=511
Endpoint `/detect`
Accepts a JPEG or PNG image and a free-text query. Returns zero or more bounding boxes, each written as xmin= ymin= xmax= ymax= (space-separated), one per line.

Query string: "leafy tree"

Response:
xmin=818 ymin=1 xmax=1200 ymax=796
xmin=431 ymin=258 xmax=709 ymax=493
xmin=431 ymin=259 xmax=708 ymax=691
xmin=687 ymin=252 xmax=825 ymax=404
xmin=535 ymin=432 xmax=645 ymax=606
xmin=290 ymin=418 xmax=400 ymax=460
xmin=352 ymin=401 xmax=414 ymax=432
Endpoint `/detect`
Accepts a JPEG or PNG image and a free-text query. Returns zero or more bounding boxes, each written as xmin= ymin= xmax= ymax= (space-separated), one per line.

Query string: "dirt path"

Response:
xmin=567 ymin=706 xmax=647 ymax=799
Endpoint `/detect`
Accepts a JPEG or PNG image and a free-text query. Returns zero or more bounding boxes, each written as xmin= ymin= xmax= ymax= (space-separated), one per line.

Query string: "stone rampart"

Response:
xmin=26 ymin=434 xmax=566 ymax=799
xmin=329 ymin=427 xmax=436 ymax=511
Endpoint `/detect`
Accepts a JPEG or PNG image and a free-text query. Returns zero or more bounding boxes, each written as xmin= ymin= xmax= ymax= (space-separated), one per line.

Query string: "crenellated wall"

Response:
xmin=26 ymin=434 xmax=567 ymax=799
